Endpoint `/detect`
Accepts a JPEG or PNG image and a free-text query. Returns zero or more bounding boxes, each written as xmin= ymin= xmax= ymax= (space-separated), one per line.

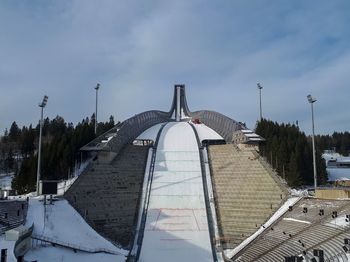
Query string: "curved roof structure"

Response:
xmin=81 ymin=85 xmax=246 ymax=155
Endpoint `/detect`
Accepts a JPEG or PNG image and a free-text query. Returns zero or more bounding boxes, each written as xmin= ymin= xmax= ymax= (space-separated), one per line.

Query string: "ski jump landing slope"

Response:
xmin=139 ymin=122 xmax=213 ymax=262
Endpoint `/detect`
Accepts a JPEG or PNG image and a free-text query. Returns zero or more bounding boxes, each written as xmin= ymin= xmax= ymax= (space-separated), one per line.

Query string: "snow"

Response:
xmin=0 ymin=235 xmax=16 ymax=262
xmin=73 ymin=160 xmax=91 ymax=177
xmin=57 ymin=178 xmax=77 ymax=196
xmin=5 ymin=225 xmax=29 ymax=241
xmin=26 ymin=246 xmax=124 ymax=262
xmin=24 ymin=198 xmax=127 ymax=261
xmin=0 ymin=173 xmax=14 ymax=190
xmin=192 ymin=123 xmax=223 ymax=142
xmin=283 ymin=218 xmax=311 ymax=224
xmin=224 ymin=197 xmax=301 ymax=259
xmin=136 ymin=123 xmax=164 ymax=141
xmin=56 ymin=160 xmax=91 ymax=195
xmin=180 ymin=107 xmax=190 ymax=120
xmin=101 ymin=136 xmax=114 ymax=143
xmin=56 ymin=161 xmax=90 ymax=195
xmin=325 ymin=214 xmax=350 ymax=229
xmin=245 ymin=133 xmax=259 ymax=138
xmin=247 ymin=137 xmax=262 ymax=141
xmin=139 ymin=122 xmax=213 ymax=261
xmin=290 ymin=188 xmax=309 ymax=197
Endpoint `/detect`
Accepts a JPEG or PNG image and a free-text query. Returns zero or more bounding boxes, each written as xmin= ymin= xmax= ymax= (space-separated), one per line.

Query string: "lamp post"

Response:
xmin=36 ymin=95 xmax=48 ymax=195
xmin=94 ymin=83 xmax=100 ymax=135
xmin=257 ymin=83 xmax=263 ymax=121
xmin=307 ymin=94 xmax=317 ymax=190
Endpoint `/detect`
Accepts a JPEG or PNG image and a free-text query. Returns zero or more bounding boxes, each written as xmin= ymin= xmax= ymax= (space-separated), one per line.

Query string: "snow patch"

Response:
xmin=0 ymin=173 xmax=14 ymax=190
xmin=325 ymin=214 xmax=350 ymax=229
xmin=283 ymin=218 xmax=311 ymax=224
xmin=289 ymin=188 xmax=309 ymax=197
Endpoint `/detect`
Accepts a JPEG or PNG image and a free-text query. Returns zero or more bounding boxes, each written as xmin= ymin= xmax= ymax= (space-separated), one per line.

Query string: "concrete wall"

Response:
xmin=315 ymin=188 xmax=350 ymax=199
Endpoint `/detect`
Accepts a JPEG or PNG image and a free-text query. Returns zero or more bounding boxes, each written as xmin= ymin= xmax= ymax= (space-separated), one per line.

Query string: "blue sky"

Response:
xmin=0 ymin=0 xmax=349 ymax=135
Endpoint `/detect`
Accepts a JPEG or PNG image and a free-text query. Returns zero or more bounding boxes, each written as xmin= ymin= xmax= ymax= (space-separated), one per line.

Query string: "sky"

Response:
xmin=0 ymin=0 xmax=349 ymax=135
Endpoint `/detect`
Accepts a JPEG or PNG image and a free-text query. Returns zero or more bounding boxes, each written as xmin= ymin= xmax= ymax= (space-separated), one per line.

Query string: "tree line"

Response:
xmin=1 ymin=117 xmax=349 ymax=193
xmin=255 ymin=119 xmax=350 ymax=187
xmin=0 ymin=114 xmax=116 ymax=194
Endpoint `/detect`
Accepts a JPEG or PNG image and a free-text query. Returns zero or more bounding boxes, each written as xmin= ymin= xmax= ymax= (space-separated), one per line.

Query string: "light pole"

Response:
xmin=307 ymin=94 xmax=317 ymax=190
xmin=36 ymin=95 xmax=48 ymax=195
xmin=257 ymin=83 xmax=263 ymax=121
xmin=94 ymin=83 xmax=100 ymax=135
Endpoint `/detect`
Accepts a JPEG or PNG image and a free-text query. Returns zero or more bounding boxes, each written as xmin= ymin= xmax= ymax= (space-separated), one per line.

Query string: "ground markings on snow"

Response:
xmin=146 ymin=208 xmax=208 ymax=232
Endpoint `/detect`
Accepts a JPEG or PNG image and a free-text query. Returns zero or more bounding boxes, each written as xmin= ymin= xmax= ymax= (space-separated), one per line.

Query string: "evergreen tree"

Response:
xmin=256 ymin=119 xmax=328 ymax=187
xmin=9 ymin=121 xmax=20 ymax=141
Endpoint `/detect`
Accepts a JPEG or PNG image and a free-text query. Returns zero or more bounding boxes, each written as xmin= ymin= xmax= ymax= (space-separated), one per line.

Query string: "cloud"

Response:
xmin=0 ymin=0 xmax=349 ymax=135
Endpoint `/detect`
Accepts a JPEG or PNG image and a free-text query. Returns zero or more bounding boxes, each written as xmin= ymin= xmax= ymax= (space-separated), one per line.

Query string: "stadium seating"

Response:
xmin=208 ymin=144 xmax=288 ymax=249
xmin=0 ymin=200 xmax=28 ymax=234
xmin=234 ymin=198 xmax=350 ymax=261
xmin=65 ymin=144 xmax=149 ymax=248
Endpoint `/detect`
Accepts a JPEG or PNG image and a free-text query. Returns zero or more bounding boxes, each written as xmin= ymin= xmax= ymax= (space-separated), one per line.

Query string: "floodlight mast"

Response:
xmin=36 ymin=95 xmax=48 ymax=195
xmin=95 ymin=83 xmax=100 ymax=135
xmin=307 ymin=94 xmax=317 ymax=190
xmin=257 ymin=83 xmax=263 ymax=121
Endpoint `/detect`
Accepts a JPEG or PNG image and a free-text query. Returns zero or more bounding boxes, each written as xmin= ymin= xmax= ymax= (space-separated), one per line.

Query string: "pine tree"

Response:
xmin=9 ymin=122 xmax=20 ymax=141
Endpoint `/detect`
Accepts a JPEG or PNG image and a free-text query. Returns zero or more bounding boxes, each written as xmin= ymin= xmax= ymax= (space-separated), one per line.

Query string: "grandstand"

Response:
xmin=208 ymin=144 xmax=288 ymax=249
xmin=65 ymin=144 xmax=150 ymax=248
xmin=234 ymin=198 xmax=350 ymax=261
xmin=0 ymin=200 xmax=28 ymax=234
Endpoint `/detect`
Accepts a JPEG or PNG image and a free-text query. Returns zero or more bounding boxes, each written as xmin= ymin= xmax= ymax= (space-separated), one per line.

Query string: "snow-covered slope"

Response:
xmin=139 ymin=122 xmax=213 ymax=262
xmin=24 ymin=198 xmax=127 ymax=261
xmin=136 ymin=123 xmax=164 ymax=141
xmin=192 ymin=123 xmax=223 ymax=142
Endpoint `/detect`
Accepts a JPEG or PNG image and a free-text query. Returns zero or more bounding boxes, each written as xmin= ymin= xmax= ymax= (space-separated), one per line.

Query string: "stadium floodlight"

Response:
xmin=94 ymin=83 xmax=100 ymax=135
xmin=39 ymin=95 xmax=48 ymax=107
xmin=257 ymin=83 xmax=263 ymax=121
xmin=307 ymin=94 xmax=317 ymax=191
xmin=36 ymin=95 xmax=49 ymax=195
xmin=307 ymin=94 xmax=317 ymax=104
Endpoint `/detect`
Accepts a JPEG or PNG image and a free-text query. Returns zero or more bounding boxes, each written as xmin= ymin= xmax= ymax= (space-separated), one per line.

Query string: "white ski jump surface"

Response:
xmin=139 ymin=122 xmax=213 ymax=262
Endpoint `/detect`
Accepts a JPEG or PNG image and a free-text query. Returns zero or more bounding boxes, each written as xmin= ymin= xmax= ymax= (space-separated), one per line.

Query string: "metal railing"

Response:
xmin=251 ymin=150 xmax=289 ymax=196
xmin=31 ymin=233 xmax=124 ymax=255
xmin=190 ymin=110 xmax=245 ymax=142
xmin=189 ymin=122 xmax=219 ymax=261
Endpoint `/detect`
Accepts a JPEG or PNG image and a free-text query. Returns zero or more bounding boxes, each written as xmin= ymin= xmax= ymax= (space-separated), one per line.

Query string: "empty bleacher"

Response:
xmin=65 ymin=144 xmax=149 ymax=248
xmin=208 ymin=144 xmax=288 ymax=249
xmin=234 ymin=198 xmax=350 ymax=261
xmin=0 ymin=200 xmax=28 ymax=234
